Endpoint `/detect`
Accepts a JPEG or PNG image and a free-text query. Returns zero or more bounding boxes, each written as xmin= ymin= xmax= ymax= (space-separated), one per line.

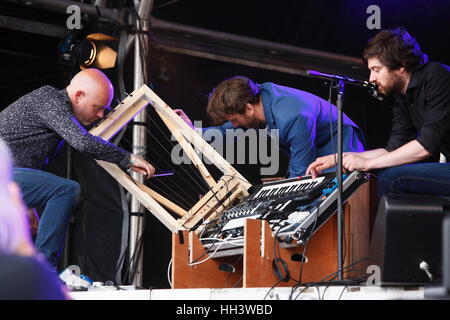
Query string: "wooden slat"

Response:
xmin=96 ymin=160 xmax=182 ymax=233
xmin=156 ymin=109 xmax=217 ymax=189
xmin=135 ymin=181 xmax=187 ymax=218
xmin=194 ymin=186 xmax=249 ymax=236
xmin=179 ymin=175 xmax=234 ymax=224
xmin=90 ymin=86 xmax=150 ymax=140
xmin=180 ymin=176 xmax=240 ymax=229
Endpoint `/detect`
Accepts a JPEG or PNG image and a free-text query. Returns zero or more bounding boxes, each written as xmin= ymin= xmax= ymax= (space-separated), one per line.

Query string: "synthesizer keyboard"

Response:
xmin=200 ymin=171 xmax=367 ymax=258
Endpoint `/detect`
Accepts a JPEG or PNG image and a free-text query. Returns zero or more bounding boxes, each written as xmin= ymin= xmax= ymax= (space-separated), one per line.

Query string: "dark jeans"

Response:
xmin=13 ymin=168 xmax=80 ymax=268
xmin=377 ymin=162 xmax=450 ymax=197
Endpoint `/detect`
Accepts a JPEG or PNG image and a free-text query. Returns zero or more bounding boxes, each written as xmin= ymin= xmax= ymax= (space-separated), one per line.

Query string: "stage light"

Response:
xmin=79 ymin=33 xmax=118 ymax=70
xmin=58 ymin=31 xmax=118 ymax=70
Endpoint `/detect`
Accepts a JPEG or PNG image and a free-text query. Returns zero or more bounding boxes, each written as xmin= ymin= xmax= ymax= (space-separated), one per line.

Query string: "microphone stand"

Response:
xmin=335 ymin=78 xmax=345 ymax=281
xmin=306 ymin=70 xmax=373 ymax=280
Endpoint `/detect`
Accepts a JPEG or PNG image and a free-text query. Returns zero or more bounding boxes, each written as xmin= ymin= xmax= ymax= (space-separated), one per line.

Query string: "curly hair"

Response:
xmin=362 ymin=27 xmax=428 ymax=72
xmin=206 ymin=76 xmax=261 ymax=125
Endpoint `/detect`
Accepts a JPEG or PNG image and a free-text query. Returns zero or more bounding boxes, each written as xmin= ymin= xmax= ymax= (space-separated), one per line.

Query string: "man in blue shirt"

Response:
xmin=176 ymin=76 xmax=365 ymax=177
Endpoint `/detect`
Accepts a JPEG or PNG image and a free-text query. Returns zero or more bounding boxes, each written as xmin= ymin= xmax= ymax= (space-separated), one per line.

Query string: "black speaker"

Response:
xmin=370 ymin=194 xmax=450 ymax=285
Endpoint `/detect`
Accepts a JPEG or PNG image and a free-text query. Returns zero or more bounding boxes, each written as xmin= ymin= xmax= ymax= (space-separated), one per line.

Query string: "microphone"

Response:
xmin=306 ymin=70 xmax=386 ymax=101
xmin=365 ymin=82 xmax=386 ymax=101
xmin=419 ymin=261 xmax=433 ymax=281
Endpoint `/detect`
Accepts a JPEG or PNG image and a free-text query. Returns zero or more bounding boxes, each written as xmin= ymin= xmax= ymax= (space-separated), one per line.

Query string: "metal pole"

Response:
xmin=129 ymin=0 xmax=153 ymax=287
xmin=336 ymin=79 xmax=345 ymax=280
xmin=306 ymin=70 xmax=375 ymax=281
xmin=61 ymin=145 xmax=73 ymax=270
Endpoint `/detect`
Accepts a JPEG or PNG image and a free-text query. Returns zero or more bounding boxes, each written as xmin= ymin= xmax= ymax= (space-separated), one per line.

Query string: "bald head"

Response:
xmin=67 ymin=68 xmax=114 ymax=125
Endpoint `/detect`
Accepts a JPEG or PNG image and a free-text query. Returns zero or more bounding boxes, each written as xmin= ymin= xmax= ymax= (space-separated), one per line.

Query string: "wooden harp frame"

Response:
xmin=88 ymin=84 xmax=251 ymax=234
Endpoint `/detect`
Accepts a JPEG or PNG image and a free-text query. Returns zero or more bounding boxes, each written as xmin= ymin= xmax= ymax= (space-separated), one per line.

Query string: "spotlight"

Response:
xmin=58 ymin=31 xmax=118 ymax=70
xmin=79 ymin=33 xmax=118 ymax=70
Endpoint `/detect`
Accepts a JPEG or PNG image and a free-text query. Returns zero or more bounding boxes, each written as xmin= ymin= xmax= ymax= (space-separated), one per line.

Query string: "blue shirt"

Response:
xmin=205 ymin=82 xmax=365 ymax=177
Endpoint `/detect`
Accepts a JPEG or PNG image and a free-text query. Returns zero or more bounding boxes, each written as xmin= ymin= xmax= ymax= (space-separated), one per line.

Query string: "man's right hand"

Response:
xmin=305 ymin=154 xmax=338 ymax=178
xmin=174 ymin=109 xmax=194 ymax=130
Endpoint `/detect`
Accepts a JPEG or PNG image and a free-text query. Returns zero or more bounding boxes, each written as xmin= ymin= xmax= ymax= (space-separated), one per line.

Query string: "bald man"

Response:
xmin=68 ymin=68 xmax=115 ymax=126
xmin=0 ymin=69 xmax=154 ymax=268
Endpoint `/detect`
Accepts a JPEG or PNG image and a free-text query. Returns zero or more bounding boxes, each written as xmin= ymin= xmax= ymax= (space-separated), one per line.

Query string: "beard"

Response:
xmin=241 ymin=114 xmax=262 ymax=129
xmin=377 ymin=73 xmax=405 ymax=97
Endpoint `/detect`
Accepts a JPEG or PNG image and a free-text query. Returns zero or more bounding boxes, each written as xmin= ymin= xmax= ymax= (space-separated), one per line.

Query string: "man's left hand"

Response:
xmin=342 ymin=153 xmax=372 ymax=172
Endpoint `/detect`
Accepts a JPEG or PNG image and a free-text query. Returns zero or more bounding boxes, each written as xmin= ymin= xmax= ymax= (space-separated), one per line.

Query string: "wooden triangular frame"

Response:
xmin=89 ymin=84 xmax=252 ymax=233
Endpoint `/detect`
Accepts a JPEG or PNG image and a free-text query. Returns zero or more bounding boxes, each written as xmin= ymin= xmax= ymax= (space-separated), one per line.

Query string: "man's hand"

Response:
xmin=306 ymin=152 xmax=373 ymax=178
xmin=174 ymin=109 xmax=194 ymax=130
xmin=342 ymin=153 xmax=372 ymax=172
xmin=129 ymin=155 xmax=155 ymax=179
xmin=27 ymin=208 xmax=40 ymax=237
xmin=306 ymin=154 xmax=337 ymax=178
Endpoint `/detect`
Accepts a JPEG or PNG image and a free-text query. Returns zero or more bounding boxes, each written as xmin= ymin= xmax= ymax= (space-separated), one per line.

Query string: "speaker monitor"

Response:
xmin=370 ymin=194 xmax=450 ymax=285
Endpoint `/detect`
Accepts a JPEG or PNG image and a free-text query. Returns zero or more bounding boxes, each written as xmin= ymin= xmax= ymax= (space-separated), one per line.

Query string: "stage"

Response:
xmin=69 ymin=285 xmax=427 ymax=300
xmin=1 ymin=1 xmax=449 ymax=302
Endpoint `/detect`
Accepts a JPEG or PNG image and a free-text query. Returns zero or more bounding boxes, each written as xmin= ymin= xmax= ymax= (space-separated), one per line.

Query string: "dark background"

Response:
xmin=0 ymin=0 xmax=449 ymax=288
